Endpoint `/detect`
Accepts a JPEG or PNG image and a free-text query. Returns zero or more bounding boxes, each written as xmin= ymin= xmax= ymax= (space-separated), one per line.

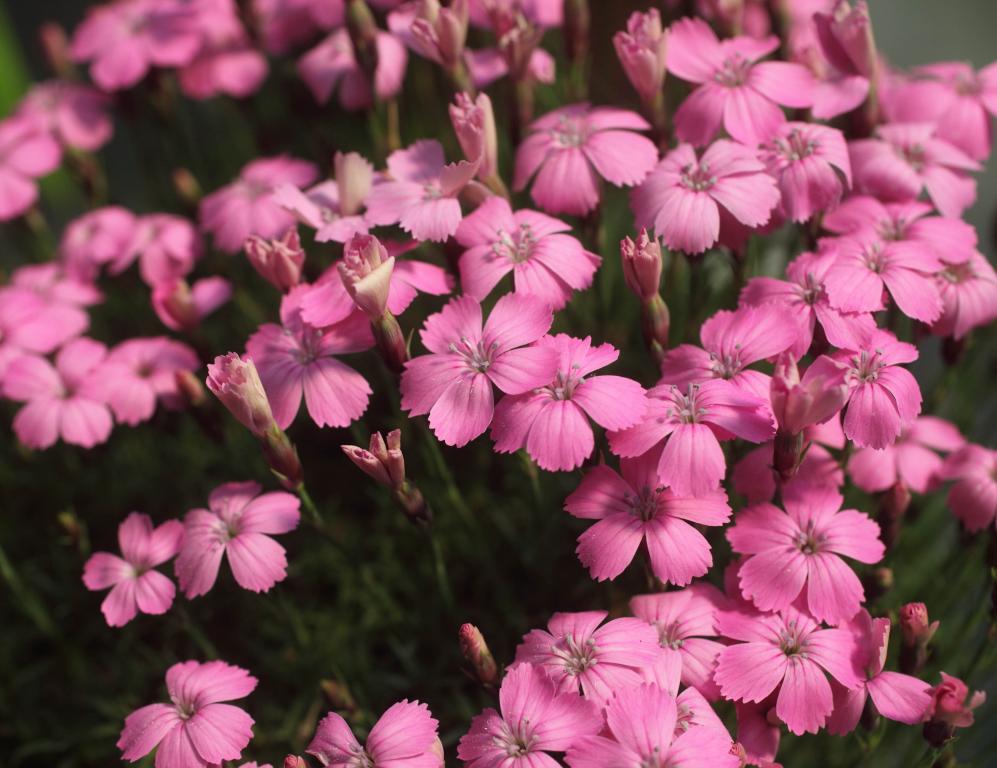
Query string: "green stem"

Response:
xmin=297 ymin=484 xmax=324 ymax=527
xmin=426 ymin=530 xmax=456 ymax=616
xmin=0 ymin=541 xmax=57 ymax=638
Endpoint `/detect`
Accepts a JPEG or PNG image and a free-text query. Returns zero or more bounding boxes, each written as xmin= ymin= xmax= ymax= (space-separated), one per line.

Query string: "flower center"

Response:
xmin=346 ymin=749 xmax=374 ymax=768
xmin=541 ymin=366 xmax=582 ymax=401
xmin=710 ymin=345 xmax=743 ymax=379
xmin=422 ymin=181 xmax=443 ymax=200
xmin=656 ymin=620 xmax=684 ymax=650
xmin=877 ymin=217 xmax=908 ymax=241
xmin=626 ymin=485 xmax=662 ymax=522
xmin=171 ymin=696 xmax=197 ymax=721
xmin=862 ymin=242 xmax=887 ymax=273
xmin=715 ymin=53 xmax=751 ymax=87
xmin=774 ymin=129 xmax=818 ymax=161
xmin=849 ymin=348 xmax=883 ymax=383
xmin=954 ymin=73 xmax=981 ymax=96
xmin=777 ymin=620 xmax=809 ymax=658
xmin=552 ymin=116 xmax=585 ymax=148
xmin=664 ymin=383 xmax=707 ymax=424
xmin=449 ymin=336 xmax=496 ymax=373
xmin=793 ymin=520 xmax=825 ymax=555
xmin=492 ymin=224 xmax=536 ymax=264
xmin=898 ymin=143 xmax=926 ymax=172
xmin=940 ymin=262 xmax=974 ymax=284
xmin=679 ymin=162 xmax=716 ymax=192
xmin=553 ymin=632 xmax=598 ymax=676
xmin=495 ymin=719 xmax=536 ymax=758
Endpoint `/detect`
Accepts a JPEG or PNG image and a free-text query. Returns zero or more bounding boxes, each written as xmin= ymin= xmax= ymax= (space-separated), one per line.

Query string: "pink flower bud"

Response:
xmin=410 ymin=0 xmax=469 ymax=70
xmin=449 ymin=92 xmax=498 ymax=179
xmin=499 ymin=17 xmax=543 ymax=81
xmin=928 ymin=672 xmax=986 ymax=729
xmin=770 ymin=354 xmax=849 ymax=435
xmin=334 ymin=151 xmax=374 ymax=217
xmin=613 ymin=9 xmax=668 ymax=105
xmin=620 ymin=228 xmax=662 ymax=300
xmin=342 ymin=430 xmax=406 ymax=489
xmin=459 ymin=623 xmax=498 ymax=685
xmin=338 ymin=234 xmax=394 ymax=319
xmin=174 ymin=369 xmax=206 ymax=407
xmin=206 ymin=353 xmax=276 ymax=438
xmin=900 ymin=602 xmax=939 ymax=646
xmin=39 ymin=22 xmax=73 ymax=79
xmin=815 ymin=0 xmax=877 ymax=78
xmin=151 ymin=279 xmax=199 ymax=331
xmin=284 ymin=756 xmax=307 ymax=768
xmin=244 ymin=229 xmax=305 ymax=292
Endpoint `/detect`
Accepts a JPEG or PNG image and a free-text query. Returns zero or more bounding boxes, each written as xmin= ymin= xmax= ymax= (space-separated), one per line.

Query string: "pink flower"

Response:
xmin=565 ymin=683 xmax=739 ymax=768
xmin=761 ymin=122 xmax=851 ymax=223
xmin=810 ymin=330 xmax=922 ymax=449
xmin=632 ymin=141 xmax=779 ymax=255
xmin=60 ymin=206 xmax=137 ymax=280
xmin=8 ymin=262 xmax=102 ymax=311
xmin=727 ymin=485 xmax=885 ymax=623
xmin=246 ymin=288 xmax=373 ymax=429
xmin=565 ymin=446 xmax=730 ymax=584
xmin=806 ymin=0 xmax=874 ymax=119
xmin=613 ymin=8 xmax=669 ymax=105
xmin=827 ymin=610 xmax=933 ymax=734
xmin=609 ymin=378 xmax=775 ymax=497
xmin=629 ymin=583 xmax=729 ymax=699
xmin=16 ymin=81 xmax=113 ymax=152
xmin=450 ymin=91 xmax=498 ymax=179
xmin=122 ymin=214 xmax=203 ymax=285
xmin=770 ymin=353 xmax=850 ymax=436
xmin=937 ymin=444 xmax=997 ymax=533
xmin=252 ymin=0 xmax=342 ymax=55
xmin=152 ymin=276 xmax=233 ymax=331
xmin=400 ymin=294 xmax=557 ymax=447
xmin=308 ymin=700 xmax=441 ymax=768
xmin=620 ymin=228 xmax=663 ymax=301
xmin=71 ymin=0 xmax=202 ymax=91
xmin=847 ymin=416 xmax=965 ymax=494
xmin=178 ymin=0 xmax=268 ymax=100
xmin=101 ymin=337 xmax=199 ymax=425
xmin=849 ymin=123 xmax=981 ymax=218
xmin=206 ymin=352 xmax=277 ymax=437
xmin=199 ymin=155 xmax=318 ymax=253
xmin=396 ymin=0 xmax=470 ymax=71
xmin=0 ymin=286 xmax=89 ymax=378
xmin=82 ymin=512 xmax=184 ymax=627
xmin=245 ymin=229 xmax=306 ymax=292
xmin=337 ymin=234 xmax=396 ymax=319
xmin=3 ymin=338 xmax=113 ymax=450
xmin=740 ymin=250 xmax=875 ymax=358
xmin=492 ymin=335 xmax=646 ymax=471
xmin=117 ymin=660 xmax=257 ymax=767
xmin=514 ymin=103 xmax=658 ymax=216
xmin=513 ymin=611 xmax=662 ymax=705
xmin=175 ymin=481 xmax=301 ymax=597
xmin=0 ymin=117 xmax=61 ymax=221
xmin=455 ymin=196 xmax=600 ymax=310
xmin=932 ymin=252 xmax=997 ymax=340
xmin=714 ymin=603 xmax=862 ymax=735
xmin=365 ymin=139 xmax=478 ymax=242
xmin=298 ymin=29 xmax=408 ymax=111
xmin=458 ymin=663 xmax=602 ymax=768
xmin=733 ymin=423 xmax=846 ymax=504
xmin=926 ymin=672 xmax=986 ymax=728
xmin=666 ymin=17 xmax=814 ymax=146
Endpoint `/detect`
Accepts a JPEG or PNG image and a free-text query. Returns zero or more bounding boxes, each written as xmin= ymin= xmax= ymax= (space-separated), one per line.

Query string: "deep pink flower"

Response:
xmin=175 ymin=481 xmax=301 ymax=597
xmin=298 ymin=29 xmax=408 ymax=111
xmin=60 ymin=206 xmax=138 ymax=280
xmin=3 ymin=338 xmax=113 ymax=450
xmin=252 ymin=0 xmax=342 ymax=55
xmin=849 ymin=123 xmax=980 ymax=218
xmin=666 ymin=17 xmax=814 ymax=146
xmin=513 ymin=611 xmax=662 ymax=705
xmin=152 ymin=276 xmax=233 ymax=332
xmin=565 ymin=683 xmax=739 ymax=768
xmin=630 ymin=582 xmax=729 ymax=699
xmin=714 ymin=603 xmax=862 ymax=735
xmin=0 ymin=286 xmax=89 ymax=378
xmin=492 ymin=335 xmax=646 ymax=471
xmin=827 ymin=610 xmax=933 ymax=734
xmin=609 ymin=378 xmax=775 ymax=497
xmin=0 ymin=117 xmax=61 ymax=221
xmin=926 ymin=672 xmax=987 ymax=729
xmin=199 ymin=156 xmax=318 ymax=253
xmin=632 ymin=141 xmax=779 ymax=255
xmin=514 ymin=103 xmax=658 ymax=216
xmin=455 ymin=197 xmax=600 ymax=310
xmin=16 ymin=81 xmax=113 ymax=152
xmin=121 ymin=214 xmax=203 ymax=285
xmin=727 ymin=485 xmax=884 ymax=623
xmin=82 ymin=512 xmax=183 ymax=627
xmin=937 ymin=445 xmax=997 ymax=533
xmin=847 ymin=416 xmax=964 ymax=494
xmin=400 ymin=294 xmax=557 ymax=447
xmin=457 ymin=663 xmax=602 ymax=768
xmin=566 ymin=446 xmax=730 ymax=584
xmin=71 ymin=0 xmax=202 ymax=91
xmin=762 ymin=122 xmax=851 ymax=223
xmin=101 ymin=337 xmax=200 ymax=425
xmin=365 ymin=140 xmax=478 ymax=242
xmin=931 ymin=252 xmax=997 ymax=341
xmin=308 ymin=700 xmax=441 ymax=768
xmin=117 ymin=660 xmax=257 ymax=768
xmin=178 ymin=0 xmax=269 ymax=100
xmin=246 ymin=287 xmax=373 ymax=429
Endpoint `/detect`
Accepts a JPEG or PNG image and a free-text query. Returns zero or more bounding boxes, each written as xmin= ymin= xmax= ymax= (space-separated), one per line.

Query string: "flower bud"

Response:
xmin=877 ymin=481 xmax=910 ymax=550
xmin=459 ymin=623 xmax=498 ymax=686
xmin=900 ymin=603 xmax=938 ymax=647
xmin=39 ymin=22 xmax=73 ymax=79
xmin=334 ymin=151 xmax=374 ymax=218
xmin=771 ymin=354 xmax=849 ymax=436
xmin=205 ymin=353 xmax=276 ymax=438
xmin=411 ymin=0 xmax=469 ymax=70
xmin=613 ymin=9 xmax=668 ymax=105
xmin=338 ymin=234 xmax=394 ymax=319
xmin=172 ymin=167 xmax=202 ymax=206
xmin=621 ymin=229 xmax=662 ymax=301
xmin=261 ymin=426 xmax=304 ymax=490
xmin=346 ymin=0 xmax=380 ymax=84
xmin=450 ymin=92 xmax=498 ymax=180
xmin=815 ymin=0 xmax=877 ymax=78
xmin=564 ymin=0 xmax=590 ymax=66
xmin=499 ymin=16 xmax=543 ymax=82
xmin=923 ymin=672 xmax=985 ymax=746
xmin=245 ymin=229 xmax=305 ymax=292
xmin=320 ymin=679 xmax=357 ymax=713
xmin=284 ymin=757 xmax=307 ymax=768
xmin=175 ymin=369 xmax=207 ymax=407
xmin=342 ymin=429 xmax=406 ymax=489
xmin=152 ymin=278 xmax=199 ymax=331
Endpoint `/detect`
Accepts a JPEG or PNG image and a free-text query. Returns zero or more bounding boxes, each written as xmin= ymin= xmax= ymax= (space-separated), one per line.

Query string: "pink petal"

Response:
xmin=184 ymin=703 xmax=255 ymax=763
xmin=572 ymin=375 xmax=646 ymax=430
xmin=581 ymin=130 xmax=657 ymax=187
xmin=645 ymin=516 xmax=713 ymax=586
xmin=487 ymin=346 xmax=559 ymax=395
xmin=526 ymin=400 xmax=595 ymax=471
xmin=806 ymin=552 xmax=864 ymax=624
xmin=673 ymin=83 xmax=727 ymax=146
xmin=715 ymin=642 xmax=788 ymax=702
xmin=117 ymin=703 xmax=180 ymax=761
xmin=226 ymin=532 xmax=288 ymax=593
xmin=723 ymin=86 xmax=785 ymax=146
xmin=483 ymin=293 xmax=554 ymax=353
xmin=576 ymin=513 xmax=644 ymax=581
xmin=302 ymin=357 xmax=371 ymax=428
xmin=367 ymin=700 xmax=439 ymax=762
xmin=659 ymin=423 xmax=725 ymax=496
xmin=428 ymin=374 xmax=494 ymax=447
xmin=101 ymin=579 xmax=138 ymax=627
xmin=844 ymin=382 xmax=903 ymax=449
xmin=867 ymin=671 xmax=933 ymax=724
xmin=238 ymin=492 xmax=301 ymax=535
xmin=133 ymin=570 xmax=176 ymax=616
xmin=530 ymin=147 xmax=602 ymax=216
xmin=776 ymin=659 xmax=833 ymax=735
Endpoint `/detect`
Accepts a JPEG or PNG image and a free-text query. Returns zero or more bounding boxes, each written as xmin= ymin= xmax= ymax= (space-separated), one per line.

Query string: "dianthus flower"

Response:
xmin=308 ymin=700 xmax=442 ymax=768
xmin=178 ymin=0 xmax=268 ymax=100
xmin=931 ymin=252 xmax=997 ymax=340
xmin=298 ymin=28 xmax=408 ymax=111
xmin=16 ymin=81 xmax=113 ymax=153
xmin=101 ymin=337 xmax=200 ymax=425
xmin=937 ymin=444 xmax=997 ymax=533
xmin=761 ymin=122 xmax=851 ymax=223
xmin=0 ymin=117 xmax=61 ymax=221
xmin=847 ymin=416 xmax=964 ymax=494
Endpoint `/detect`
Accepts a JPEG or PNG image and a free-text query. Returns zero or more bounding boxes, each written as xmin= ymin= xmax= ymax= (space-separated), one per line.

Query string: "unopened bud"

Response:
xmin=346 ymin=0 xmax=380 ymax=85
xmin=339 ymin=234 xmax=394 ymax=319
xmin=245 ymin=229 xmax=305 ymax=292
xmin=613 ymin=9 xmax=668 ymax=106
xmin=335 ymin=152 xmax=374 ymax=218
xmin=450 ymin=92 xmax=499 ymax=180
xmin=284 ymin=756 xmax=307 ymax=768
xmin=372 ymin=311 xmax=409 ymax=372
xmin=342 ymin=429 xmax=406 ymax=489
xmin=459 ymin=623 xmax=498 ymax=686
xmin=175 ymin=369 xmax=207 ymax=407
xmin=877 ymin=481 xmax=910 ymax=551
xmin=899 ymin=602 xmax=938 ymax=675
xmin=620 ymin=229 xmax=662 ymax=301
xmin=206 ymin=353 xmax=276 ymax=438
xmin=320 ymin=679 xmax=357 ymax=713
xmin=172 ymin=167 xmax=202 ymax=206
xmin=773 ymin=429 xmax=805 ymax=483
xmin=499 ymin=17 xmax=543 ymax=82
xmin=923 ymin=672 xmax=986 ymax=746
xmin=152 ymin=279 xmax=199 ymax=331
xmin=564 ymin=0 xmax=590 ymax=67
xmin=261 ymin=425 xmax=304 ymax=491
xmin=39 ymin=22 xmax=73 ymax=79
xmin=410 ymin=0 xmax=469 ymax=71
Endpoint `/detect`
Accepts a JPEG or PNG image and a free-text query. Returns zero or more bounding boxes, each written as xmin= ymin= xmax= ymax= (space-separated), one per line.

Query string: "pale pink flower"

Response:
xmin=101 ymin=337 xmax=200 ymax=425
xmin=714 ymin=603 xmax=862 ymax=735
xmin=455 ymin=197 xmax=599 ymax=310
xmin=613 ymin=9 xmax=669 ymax=105
xmin=0 ymin=287 xmax=89 ymax=378
xmin=0 ymin=117 xmax=61 ymax=221
xmin=365 ymin=139 xmax=478 ymax=242
xmin=252 ymin=0 xmax=342 ymax=55
xmin=565 ymin=683 xmax=739 ymax=768
xmin=565 ymin=446 xmax=730 ymax=584
xmin=298 ymin=29 xmax=408 ymax=111
xmin=117 ymin=660 xmax=257 ymax=767
xmin=246 ymin=287 xmax=373 ymax=429
xmin=740 ymin=250 xmax=876 ymax=358
xmin=513 ymin=611 xmax=662 ymax=705
xmin=632 ymin=141 xmax=779 ymax=255
xmin=71 ymin=0 xmax=202 ymax=91
xmin=727 ymin=485 xmax=884 ymax=623
xmin=152 ymin=276 xmax=233 ymax=331
xmin=847 ymin=416 xmax=964 ymax=494
xmin=175 ymin=481 xmax=300 ymax=597
xmin=762 ymin=122 xmax=851 ymax=223
xmin=620 ymin=228 xmax=663 ymax=301
xmin=16 ymin=81 xmax=113 ymax=152
xmin=609 ymin=378 xmax=775 ymax=497
xmin=82 ymin=512 xmax=183 ymax=627
xmin=514 ymin=103 xmax=658 ymax=216
xmin=308 ymin=700 xmax=441 ymax=768
xmin=666 ymin=17 xmax=814 ymax=146
xmin=8 ymin=262 xmax=102 ymax=310
xmin=3 ymin=338 xmax=113 ymax=450
xmin=931 ymin=252 xmax=997 ymax=341
xmin=849 ymin=123 xmax=981 ymax=218
xmin=492 ymin=335 xmax=646 ymax=471
xmin=199 ymin=155 xmax=318 ymax=253
xmin=827 ymin=610 xmax=933 ymax=734
xmin=458 ymin=663 xmax=602 ymax=768
xmin=122 ymin=214 xmax=203 ymax=285
xmin=400 ymin=294 xmax=557 ymax=447
xmin=60 ymin=205 xmax=138 ymax=280
xmin=178 ymin=0 xmax=269 ymax=100
xmin=926 ymin=672 xmax=987 ymax=729
xmin=937 ymin=444 xmax=997 ymax=533
xmin=630 ymin=583 xmax=729 ymax=699
xmin=809 ymin=330 xmax=922 ymax=449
